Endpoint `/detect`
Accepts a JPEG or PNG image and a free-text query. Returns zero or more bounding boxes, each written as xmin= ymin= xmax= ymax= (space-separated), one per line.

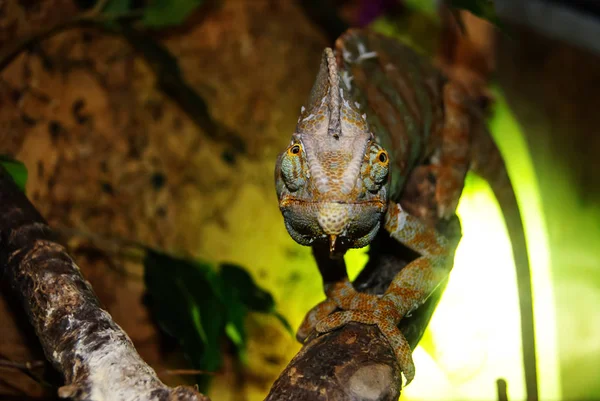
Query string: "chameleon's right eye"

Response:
xmin=289 ymin=144 xmax=301 ymax=155
xmin=361 ymin=144 xmax=390 ymax=192
xmin=376 ymin=150 xmax=388 ymax=165
xmin=280 ymin=143 xmax=305 ymax=192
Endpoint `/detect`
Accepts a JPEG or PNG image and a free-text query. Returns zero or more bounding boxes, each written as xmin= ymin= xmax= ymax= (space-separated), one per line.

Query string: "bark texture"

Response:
xmin=0 ymin=168 xmax=209 ymax=401
xmin=265 ymin=323 xmax=401 ymax=401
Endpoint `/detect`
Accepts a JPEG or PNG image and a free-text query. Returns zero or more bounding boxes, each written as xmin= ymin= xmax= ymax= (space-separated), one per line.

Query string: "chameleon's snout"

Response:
xmin=317 ymin=203 xmax=349 ymax=236
xmin=279 ymin=199 xmax=386 ymax=252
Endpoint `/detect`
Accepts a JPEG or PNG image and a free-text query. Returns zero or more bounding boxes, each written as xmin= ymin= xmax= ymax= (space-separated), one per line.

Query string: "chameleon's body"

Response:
xmin=275 ymin=29 xmax=537 ymax=399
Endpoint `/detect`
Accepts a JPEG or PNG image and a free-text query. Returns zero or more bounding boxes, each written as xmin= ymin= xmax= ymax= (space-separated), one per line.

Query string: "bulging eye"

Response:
xmin=362 ymin=145 xmax=390 ymax=192
xmin=376 ymin=150 xmax=388 ymax=165
xmin=280 ymin=143 xmax=305 ymax=192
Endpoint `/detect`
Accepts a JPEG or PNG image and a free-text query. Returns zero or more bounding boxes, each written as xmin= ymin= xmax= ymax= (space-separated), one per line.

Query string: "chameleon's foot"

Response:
xmin=296 ymin=298 xmax=337 ymax=343
xmin=315 ymin=309 xmax=415 ymax=385
xmin=296 ymin=279 xmax=381 ymax=342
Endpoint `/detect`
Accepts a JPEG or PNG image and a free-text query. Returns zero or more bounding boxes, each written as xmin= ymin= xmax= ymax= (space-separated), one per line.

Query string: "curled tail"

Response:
xmin=471 ymin=117 xmax=539 ymax=401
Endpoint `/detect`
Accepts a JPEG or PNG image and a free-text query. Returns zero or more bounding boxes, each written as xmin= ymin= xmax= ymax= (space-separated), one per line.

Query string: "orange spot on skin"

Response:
xmin=410 ymin=231 xmax=445 ymax=256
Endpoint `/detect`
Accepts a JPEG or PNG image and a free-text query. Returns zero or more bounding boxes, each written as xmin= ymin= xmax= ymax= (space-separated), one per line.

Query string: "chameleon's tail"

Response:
xmin=471 ymin=117 xmax=539 ymax=401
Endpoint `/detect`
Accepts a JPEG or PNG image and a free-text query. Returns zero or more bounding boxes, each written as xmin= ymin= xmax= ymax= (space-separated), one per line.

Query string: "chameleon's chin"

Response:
xmin=279 ymin=199 xmax=386 ymax=251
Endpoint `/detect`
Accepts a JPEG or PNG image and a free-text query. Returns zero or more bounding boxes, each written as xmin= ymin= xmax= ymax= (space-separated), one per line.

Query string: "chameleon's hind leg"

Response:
xmin=429 ymin=80 xmax=472 ymax=219
xmin=315 ymin=202 xmax=454 ymax=385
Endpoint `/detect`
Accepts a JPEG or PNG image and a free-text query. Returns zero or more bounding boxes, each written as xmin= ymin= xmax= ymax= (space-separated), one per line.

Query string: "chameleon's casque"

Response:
xmin=275 ymin=49 xmax=390 ymax=252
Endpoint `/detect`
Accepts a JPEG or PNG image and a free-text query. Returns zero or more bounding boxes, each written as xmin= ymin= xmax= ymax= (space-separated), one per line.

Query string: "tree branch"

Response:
xmin=0 ymin=167 xmax=210 ymax=401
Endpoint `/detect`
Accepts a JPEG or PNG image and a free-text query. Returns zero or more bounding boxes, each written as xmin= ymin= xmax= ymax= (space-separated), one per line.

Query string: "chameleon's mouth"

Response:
xmin=279 ymin=197 xmax=386 ymax=208
xmin=278 ymin=197 xmax=387 ymax=251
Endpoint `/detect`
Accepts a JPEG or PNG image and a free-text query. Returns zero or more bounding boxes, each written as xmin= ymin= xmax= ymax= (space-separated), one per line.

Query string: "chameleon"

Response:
xmin=274 ymin=29 xmax=537 ymax=400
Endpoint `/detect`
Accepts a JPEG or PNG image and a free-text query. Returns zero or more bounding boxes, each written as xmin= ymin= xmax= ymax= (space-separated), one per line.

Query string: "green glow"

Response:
xmin=346 ymin=247 xmax=369 ymax=281
xmin=403 ymin=175 xmax=526 ymax=400
xmin=400 ymin=87 xmax=560 ymax=400
xmin=487 ymin=86 xmax=561 ymax=401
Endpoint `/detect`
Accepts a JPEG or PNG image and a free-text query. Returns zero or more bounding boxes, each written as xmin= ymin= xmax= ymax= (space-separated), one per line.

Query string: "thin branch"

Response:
xmin=0 ymin=358 xmax=53 ymax=388
xmin=0 ymin=167 xmax=210 ymax=401
xmin=0 ymin=359 xmax=45 ymax=371
xmin=497 ymin=378 xmax=509 ymax=401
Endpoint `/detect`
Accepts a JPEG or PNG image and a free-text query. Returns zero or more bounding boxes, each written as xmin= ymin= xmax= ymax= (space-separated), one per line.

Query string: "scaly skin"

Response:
xmin=275 ymin=29 xmax=537 ymax=397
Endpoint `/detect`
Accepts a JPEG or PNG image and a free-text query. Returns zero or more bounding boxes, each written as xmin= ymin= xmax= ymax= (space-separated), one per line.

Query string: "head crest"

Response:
xmin=296 ymin=48 xmax=343 ymax=138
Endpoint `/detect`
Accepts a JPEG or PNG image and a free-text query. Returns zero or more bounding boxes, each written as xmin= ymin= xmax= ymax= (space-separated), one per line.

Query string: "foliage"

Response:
xmin=144 ymin=250 xmax=290 ymax=376
xmin=0 ymin=156 xmax=28 ymax=192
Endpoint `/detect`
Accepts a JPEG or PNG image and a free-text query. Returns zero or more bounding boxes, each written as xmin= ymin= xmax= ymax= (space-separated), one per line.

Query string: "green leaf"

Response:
xmin=217 ymin=264 xmax=250 ymax=361
xmin=219 ymin=263 xmax=275 ymax=312
xmin=142 ymin=0 xmax=204 ymax=28
xmin=218 ymin=263 xmax=293 ymax=339
xmin=224 ymin=322 xmax=243 ymax=347
xmin=144 ymin=250 xmax=225 ymax=372
xmin=143 ymin=252 xmax=290 ymax=376
xmin=0 ymin=156 xmax=28 ymax=192
xmin=273 ymin=311 xmax=294 ymax=337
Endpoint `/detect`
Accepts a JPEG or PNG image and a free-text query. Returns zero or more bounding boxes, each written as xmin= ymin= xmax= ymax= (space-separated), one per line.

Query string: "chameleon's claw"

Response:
xmin=297 ymin=298 xmax=338 ymax=343
xmin=315 ymin=310 xmax=415 ymax=387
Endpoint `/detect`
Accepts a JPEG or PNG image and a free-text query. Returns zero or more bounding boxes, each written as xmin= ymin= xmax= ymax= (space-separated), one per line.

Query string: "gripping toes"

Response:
xmin=315 ymin=310 xmax=415 ymax=386
xmin=297 ymin=298 xmax=338 ymax=342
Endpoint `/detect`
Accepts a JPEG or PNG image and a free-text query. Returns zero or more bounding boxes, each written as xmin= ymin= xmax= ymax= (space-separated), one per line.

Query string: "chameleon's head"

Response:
xmin=275 ymin=48 xmax=390 ymax=254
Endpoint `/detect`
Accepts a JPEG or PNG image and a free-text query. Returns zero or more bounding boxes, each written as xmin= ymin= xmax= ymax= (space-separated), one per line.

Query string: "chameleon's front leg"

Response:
xmin=296 ymin=243 xmax=378 ymax=339
xmin=296 ymin=245 xmax=348 ymax=342
xmin=314 ymin=201 xmax=453 ymax=385
xmin=297 ymin=243 xmax=389 ymax=342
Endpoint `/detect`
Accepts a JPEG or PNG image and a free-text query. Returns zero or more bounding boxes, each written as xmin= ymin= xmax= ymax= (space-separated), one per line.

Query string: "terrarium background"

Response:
xmin=1 ymin=1 xmax=599 ymax=401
